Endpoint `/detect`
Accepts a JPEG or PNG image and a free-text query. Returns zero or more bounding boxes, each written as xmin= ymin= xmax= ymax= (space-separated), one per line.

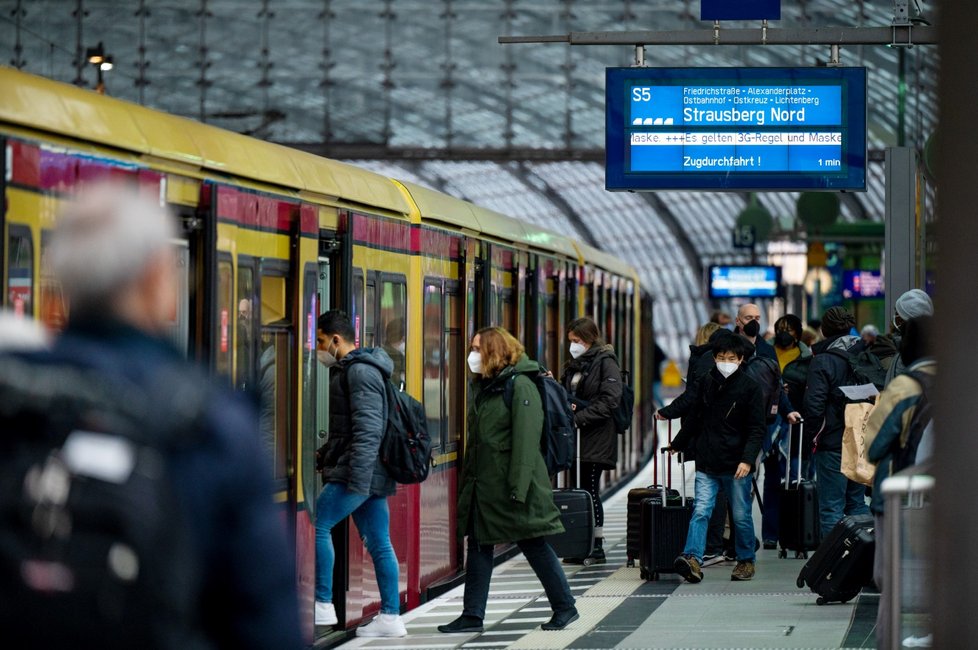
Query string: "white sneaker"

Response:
xmin=314 ymin=601 xmax=337 ymax=626
xmin=356 ymin=613 xmax=407 ymax=638
xmin=903 ymin=634 xmax=932 ymax=648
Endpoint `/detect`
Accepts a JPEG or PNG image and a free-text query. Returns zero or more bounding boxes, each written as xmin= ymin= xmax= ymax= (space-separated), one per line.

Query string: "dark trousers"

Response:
xmin=462 ymin=536 xmax=576 ymax=620
xmin=579 ymin=461 xmax=605 ymax=530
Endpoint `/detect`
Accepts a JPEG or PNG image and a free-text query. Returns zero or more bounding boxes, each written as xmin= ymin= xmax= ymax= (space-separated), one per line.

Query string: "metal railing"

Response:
xmin=881 ymin=462 xmax=934 ymax=649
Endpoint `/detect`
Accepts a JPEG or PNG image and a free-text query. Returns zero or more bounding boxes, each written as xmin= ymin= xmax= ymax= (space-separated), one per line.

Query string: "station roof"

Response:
xmin=1 ymin=0 xmax=939 ymax=358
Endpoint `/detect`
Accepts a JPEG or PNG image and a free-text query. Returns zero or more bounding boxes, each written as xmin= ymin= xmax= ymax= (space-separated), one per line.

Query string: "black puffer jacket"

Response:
xmin=320 ymin=348 xmax=397 ymax=497
xmin=670 ymin=366 xmax=766 ymax=476
xmin=560 ymin=344 xmax=623 ymax=469
xmin=804 ymin=334 xmax=863 ymax=452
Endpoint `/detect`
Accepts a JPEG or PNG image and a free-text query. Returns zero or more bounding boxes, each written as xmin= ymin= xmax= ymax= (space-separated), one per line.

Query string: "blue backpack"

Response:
xmin=504 ymin=371 xmax=576 ymax=476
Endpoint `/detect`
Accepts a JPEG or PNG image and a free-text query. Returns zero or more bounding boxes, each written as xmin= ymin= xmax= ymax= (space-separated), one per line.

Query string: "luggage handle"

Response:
xmin=784 ymin=418 xmax=805 ymax=489
xmin=653 ymin=418 xmax=673 ymax=487
xmin=659 ymin=447 xmax=687 ymax=506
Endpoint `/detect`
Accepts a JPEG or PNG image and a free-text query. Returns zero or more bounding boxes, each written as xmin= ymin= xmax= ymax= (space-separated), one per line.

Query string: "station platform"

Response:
xmin=333 ymin=460 xmax=877 ymax=650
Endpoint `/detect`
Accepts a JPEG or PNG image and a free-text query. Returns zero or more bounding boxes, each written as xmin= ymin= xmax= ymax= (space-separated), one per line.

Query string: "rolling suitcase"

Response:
xmin=626 ymin=485 xmax=678 ymax=567
xmin=639 ymin=420 xmax=693 ymax=581
xmin=797 ymin=513 xmax=875 ymax=605
xmin=545 ymin=428 xmax=595 ymax=562
xmin=778 ymin=419 xmax=821 ymax=559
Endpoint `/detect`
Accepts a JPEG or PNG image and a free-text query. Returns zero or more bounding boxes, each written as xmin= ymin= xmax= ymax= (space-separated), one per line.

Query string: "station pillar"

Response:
xmin=935 ymin=1 xmax=978 ymax=646
xmin=883 ymin=146 xmax=917 ymax=321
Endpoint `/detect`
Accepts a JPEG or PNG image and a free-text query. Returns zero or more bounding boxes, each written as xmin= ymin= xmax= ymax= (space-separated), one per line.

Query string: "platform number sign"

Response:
xmin=732 ymin=225 xmax=756 ymax=249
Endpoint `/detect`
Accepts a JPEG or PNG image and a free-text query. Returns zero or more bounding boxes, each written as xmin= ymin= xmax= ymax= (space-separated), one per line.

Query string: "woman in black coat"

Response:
xmin=559 ymin=317 xmax=623 ymax=564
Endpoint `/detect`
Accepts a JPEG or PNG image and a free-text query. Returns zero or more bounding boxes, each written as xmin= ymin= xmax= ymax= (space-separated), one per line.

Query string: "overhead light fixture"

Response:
xmin=86 ymin=42 xmax=105 ymax=65
xmin=100 ymin=57 xmax=113 ymax=72
xmin=84 ymin=42 xmax=113 ymax=94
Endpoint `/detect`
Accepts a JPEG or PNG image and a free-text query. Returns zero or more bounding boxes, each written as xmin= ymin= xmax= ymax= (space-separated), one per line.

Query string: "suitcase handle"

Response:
xmin=653 ymin=418 xmax=673 ymax=487
xmin=784 ymin=418 xmax=805 ymax=489
xmin=659 ymin=447 xmax=687 ymax=506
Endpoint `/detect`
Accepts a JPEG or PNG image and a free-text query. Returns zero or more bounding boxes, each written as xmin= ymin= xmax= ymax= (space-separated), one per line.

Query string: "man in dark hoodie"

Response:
xmin=804 ymin=306 xmax=871 ymax=538
xmin=667 ymin=331 xmax=766 ymax=583
xmin=313 ymin=310 xmax=405 ymax=637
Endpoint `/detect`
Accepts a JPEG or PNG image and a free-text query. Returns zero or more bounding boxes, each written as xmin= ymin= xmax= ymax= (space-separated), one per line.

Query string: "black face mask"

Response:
xmin=774 ymin=331 xmax=795 ymax=349
xmin=743 ymin=320 xmax=761 ymax=338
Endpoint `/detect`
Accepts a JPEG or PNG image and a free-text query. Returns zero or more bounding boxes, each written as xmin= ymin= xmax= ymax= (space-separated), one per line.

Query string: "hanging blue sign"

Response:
xmin=701 ymin=0 xmax=781 ymax=21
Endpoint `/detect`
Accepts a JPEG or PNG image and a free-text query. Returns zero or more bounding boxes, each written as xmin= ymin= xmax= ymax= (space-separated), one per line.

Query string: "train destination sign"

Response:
xmin=606 ymin=67 xmax=867 ymax=191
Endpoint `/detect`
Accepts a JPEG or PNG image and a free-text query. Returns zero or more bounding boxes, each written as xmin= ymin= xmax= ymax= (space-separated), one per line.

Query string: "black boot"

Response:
xmin=587 ymin=537 xmax=607 ymax=564
xmin=438 ymin=615 xmax=484 ymax=633
xmin=542 ymin=607 xmax=579 ymax=630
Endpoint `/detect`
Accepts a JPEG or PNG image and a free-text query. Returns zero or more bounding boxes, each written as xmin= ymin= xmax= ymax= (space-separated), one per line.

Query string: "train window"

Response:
xmin=545 ymin=278 xmax=559 ymax=373
xmin=379 ymin=276 xmax=407 ymax=389
xmin=38 ymin=233 xmax=67 ymax=332
xmin=300 ymin=265 xmax=320 ymax=507
xmin=445 ymin=280 xmax=463 ymax=451
xmin=259 ymin=328 xmax=292 ymax=483
xmin=423 ymin=280 xmax=443 ymax=449
xmin=236 ymin=263 xmax=257 ymax=392
xmin=351 ymin=269 xmax=364 ymax=347
xmin=6 ymin=226 xmax=33 ymax=317
xmin=501 ymin=288 xmax=516 ymax=335
xmin=215 ymin=258 xmax=233 ymax=382
xmin=365 ymin=275 xmax=377 ymax=348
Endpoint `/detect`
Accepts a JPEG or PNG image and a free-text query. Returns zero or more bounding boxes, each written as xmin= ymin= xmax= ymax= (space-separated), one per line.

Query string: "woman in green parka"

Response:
xmin=438 ymin=327 xmax=578 ymax=635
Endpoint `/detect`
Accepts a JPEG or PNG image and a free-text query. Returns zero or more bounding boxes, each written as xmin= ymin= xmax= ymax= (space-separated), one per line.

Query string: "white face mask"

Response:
xmin=716 ymin=361 xmax=739 ymax=378
xmin=394 ymin=341 xmax=406 ymax=354
xmin=317 ymin=342 xmax=338 ymax=368
xmin=467 ymin=350 xmax=483 ymax=374
xmin=569 ymin=342 xmax=587 ymax=359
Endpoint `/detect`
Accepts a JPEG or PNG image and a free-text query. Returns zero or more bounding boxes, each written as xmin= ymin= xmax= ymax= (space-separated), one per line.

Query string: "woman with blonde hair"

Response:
xmin=439 ymin=327 xmax=578 ymax=634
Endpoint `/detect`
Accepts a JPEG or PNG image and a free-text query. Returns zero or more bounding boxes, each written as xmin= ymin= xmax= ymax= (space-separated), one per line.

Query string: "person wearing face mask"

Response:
xmin=558 ymin=317 xmax=624 ymax=565
xmin=804 ymin=306 xmax=871 ymax=539
xmin=666 ymin=331 xmax=766 ymax=583
xmin=760 ymin=314 xmax=812 ymax=549
xmin=882 ymin=289 xmax=934 ymax=387
xmin=439 ymin=327 xmax=577 ymax=634
xmin=735 ymin=303 xmax=777 ymax=362
xmin=312 ymin=310 xmax=407 ymax=638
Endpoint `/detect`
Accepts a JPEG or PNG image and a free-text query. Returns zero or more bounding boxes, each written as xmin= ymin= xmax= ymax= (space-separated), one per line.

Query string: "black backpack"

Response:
xmin=504 ymin=371 xmax=576 ymax=476
xmin=893 ymin=370 xmax=935 ymax=473
xmin=828 ymin=346 xmax=888 ymax=392
xmin=613 ymin=370 xmax=635 ymax=435
xmin=743 ymin=355 xmax=783 ymax=423
xmin=343 ymin=360 xmax=433 ymax=485
xmin=0 ymin=355 xmax=206 ymax=648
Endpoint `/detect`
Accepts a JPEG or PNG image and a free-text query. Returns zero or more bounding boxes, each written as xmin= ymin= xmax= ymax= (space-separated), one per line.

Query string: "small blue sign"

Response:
xmin=701 ymin=0 xmax=781 ymax=21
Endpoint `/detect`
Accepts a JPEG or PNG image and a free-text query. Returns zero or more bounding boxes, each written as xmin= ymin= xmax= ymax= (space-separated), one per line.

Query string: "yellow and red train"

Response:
xmin=0 ymin=67 xmax=657 ymax=639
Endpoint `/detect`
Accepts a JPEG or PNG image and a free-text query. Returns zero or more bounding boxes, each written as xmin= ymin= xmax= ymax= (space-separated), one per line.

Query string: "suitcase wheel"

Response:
xmin=651 ymin=572 xmax=660 ymax=581
xmin=796 ymin=576 xmax=806 ymax=589
xmin=796 ymin=551 xmax=808 ymax=560
xmin=582 ymin=557 xmax=595 ymax=567
xmin=816 ymin=597 xmax=827 ymax=606
xmin=626 ymin=558 xmax=635 ymax=568
xmin=640 ymin=568 xmax=649 ymax=580
xmin=778 ymin=549 xmax=787 ymax=559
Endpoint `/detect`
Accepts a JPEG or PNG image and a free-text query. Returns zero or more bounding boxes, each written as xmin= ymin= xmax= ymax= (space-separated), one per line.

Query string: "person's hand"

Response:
xmin=570 ymin=403 xmax=577 ymax=411
xmin=734 ymin=462 xmax=751 ymax=479
xmin=541 ymin=370 xmax=554 ymax=378
xmin=654 ymin=411 xmax=667 ymax=421
xmin=787 ymin=411 xmax=802 ymax=424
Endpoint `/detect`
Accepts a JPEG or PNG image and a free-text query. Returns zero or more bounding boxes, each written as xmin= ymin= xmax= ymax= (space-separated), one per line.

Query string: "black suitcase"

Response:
xmin=779 ymin=420 xmax=821 ymax=559
xmin=639 ymin=421 xmax=692 ymax=581
xmin=545 ymin=429 xmax=595 ymax=561
xmin=797 ymin=513 xmax=875 ymax=605
xmin=626 ymin=485 xmax=678 ymax=567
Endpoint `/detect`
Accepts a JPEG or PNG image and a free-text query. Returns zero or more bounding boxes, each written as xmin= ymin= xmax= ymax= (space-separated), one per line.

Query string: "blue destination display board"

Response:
xmin=709 ymin=265 xmax=781 ymax=298
xmin=606 ymin=67 xmax=867 ymax=191
xmin=842 ymin=270 xmax=884 ymax=299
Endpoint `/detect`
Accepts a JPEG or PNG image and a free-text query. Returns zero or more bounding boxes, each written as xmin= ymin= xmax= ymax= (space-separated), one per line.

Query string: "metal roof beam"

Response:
xmin=499 ymin=26 xmax=939 ymax=46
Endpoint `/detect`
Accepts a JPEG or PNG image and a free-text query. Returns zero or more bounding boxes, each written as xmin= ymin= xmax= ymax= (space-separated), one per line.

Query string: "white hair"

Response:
xmin=48 ymin=183 xmax=176 ymax=312
xmin=861 ymin=324 xmax=879 ymax=337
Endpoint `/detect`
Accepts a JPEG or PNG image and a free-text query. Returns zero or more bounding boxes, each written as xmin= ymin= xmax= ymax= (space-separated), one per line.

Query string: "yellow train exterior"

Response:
xmin=0 ymin=67 xmax=651 ymax=639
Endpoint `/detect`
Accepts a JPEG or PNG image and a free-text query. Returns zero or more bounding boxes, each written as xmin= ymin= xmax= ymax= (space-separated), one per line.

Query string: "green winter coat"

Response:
xmin=457 ymin=355 xmax=565 ymax=545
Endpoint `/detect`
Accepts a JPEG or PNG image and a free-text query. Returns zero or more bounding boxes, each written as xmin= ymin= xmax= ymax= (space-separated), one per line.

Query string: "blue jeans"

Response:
xmin=462 ymin=536 xmax=575 ymax=620
xmin=683 ymin=471 xmax=756 ymax=563
xmin=813 ymin=450 xmax=870 ymax=539
xmin=315 ymin=482 xmax=400 ymax=615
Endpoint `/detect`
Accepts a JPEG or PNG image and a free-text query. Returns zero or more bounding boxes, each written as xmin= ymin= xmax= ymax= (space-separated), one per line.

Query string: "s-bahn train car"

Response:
xmin=0 ymin=67 xmax=654 ymax=641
